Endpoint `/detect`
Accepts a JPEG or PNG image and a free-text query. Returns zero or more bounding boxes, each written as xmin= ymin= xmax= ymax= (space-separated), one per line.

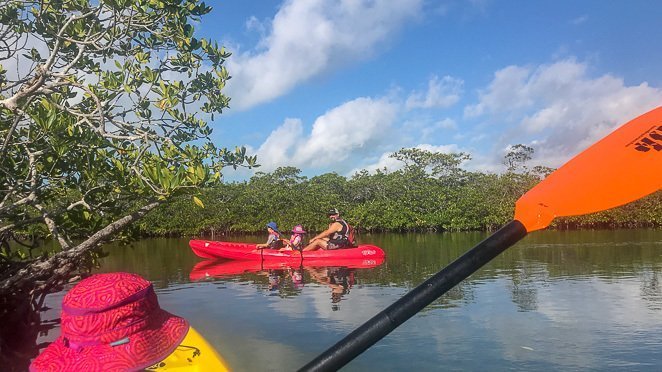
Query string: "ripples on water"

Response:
xmin=31 ymin=229 xmax=662 ymax=371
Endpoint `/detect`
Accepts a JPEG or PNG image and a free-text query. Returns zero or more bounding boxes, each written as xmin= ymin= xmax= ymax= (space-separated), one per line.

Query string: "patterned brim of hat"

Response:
xmin=291 ymin=225 xmax=306 ymax=234
xmin=30 ymin=272 xmax=189 ymax=372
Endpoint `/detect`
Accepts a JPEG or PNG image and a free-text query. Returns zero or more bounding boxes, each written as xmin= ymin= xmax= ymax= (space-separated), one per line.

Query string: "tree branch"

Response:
xmin=33 ymin=203 xmax=71 ymax=250
xmin=0 ymin=200 xmax=162 ymax=294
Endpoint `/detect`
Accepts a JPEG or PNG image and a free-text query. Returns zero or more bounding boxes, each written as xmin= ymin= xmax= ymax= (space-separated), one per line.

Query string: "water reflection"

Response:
xmin=306 ymin=266 xmax=353 ymax=311
xmin=189 ymin=258 xmax=384 ymax=308
xmin=18 ymin=230 xmax=662 ymax=371
xmin=640 ymin=271 xmax=661 ymax=310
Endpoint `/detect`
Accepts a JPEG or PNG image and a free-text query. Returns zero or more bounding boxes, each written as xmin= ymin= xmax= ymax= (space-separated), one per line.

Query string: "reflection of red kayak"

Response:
xmin=189 ymin=240 xmax=386 ymax=261
xmin=189 ymin=257 xmax=385 ymax=281
xmin=190 ymin=260 xmax=289 ymax=280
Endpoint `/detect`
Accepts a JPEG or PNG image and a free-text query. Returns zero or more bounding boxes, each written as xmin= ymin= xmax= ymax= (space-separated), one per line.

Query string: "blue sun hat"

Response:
xmin=266 ymin=222 xmax=279 ymax=232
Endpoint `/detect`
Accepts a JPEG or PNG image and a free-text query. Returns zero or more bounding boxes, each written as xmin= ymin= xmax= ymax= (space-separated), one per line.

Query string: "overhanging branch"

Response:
xmin=0 ymin=200 xmax=162 ymax=294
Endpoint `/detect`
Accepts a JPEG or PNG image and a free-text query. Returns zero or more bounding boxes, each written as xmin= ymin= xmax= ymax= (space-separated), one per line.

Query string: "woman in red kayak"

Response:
xmin=303 ymin=209 xmax=356 ymax=251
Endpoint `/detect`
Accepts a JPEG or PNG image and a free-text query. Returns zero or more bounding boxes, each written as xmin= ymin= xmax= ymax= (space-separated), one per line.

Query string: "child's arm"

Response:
xmin=257 ymin=234 xmax=275 ymax=248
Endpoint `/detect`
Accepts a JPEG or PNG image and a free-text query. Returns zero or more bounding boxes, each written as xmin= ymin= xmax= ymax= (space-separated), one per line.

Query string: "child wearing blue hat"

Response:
xmin=256 ymin=222 xmax=284 ymax=249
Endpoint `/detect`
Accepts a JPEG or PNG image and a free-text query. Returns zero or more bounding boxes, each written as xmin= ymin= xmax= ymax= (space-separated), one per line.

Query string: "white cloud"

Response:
xmin=422 ymin=118 xmax=457 ymax=138
xmin=571 ymin=15 xmax=588 ymax=25
xmin=255 ymin=96 xmax=398 ymax=172
xmin=464 ymin=59 xmax=662 ymax=168
xmin=436 ymin=117 xmax=458 ymax=130
xmin=349 ymin=151 xmax=402 ymax=175
xmin=400 ymin=116 xmax=458 ymax=144
xmin=417 ymin=143 xmax=462 ymax=154
xmin=406 ymin=75 xmax=464 ymax=110
xmin=244 ymin=16 xmax=270 ymax=39
xmin=246 ymin=58 xmax=662 ymax=178
xmin=226 ymin=0 xmax=424 ymax=110
xmin=255 ymin=118 xmax=304 ymax=170
xmin=464 ymin=65 xmax=533 ymax=118
xmin=350 ymin=143 xmax=463 ymax=175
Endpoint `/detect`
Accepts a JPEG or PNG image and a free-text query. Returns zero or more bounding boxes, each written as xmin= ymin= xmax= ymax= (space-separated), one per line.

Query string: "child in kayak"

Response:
xmin=280 ymin=225 xmax=306 ymax=251
xmin=256 ymin=222 xmax=284 ymax=249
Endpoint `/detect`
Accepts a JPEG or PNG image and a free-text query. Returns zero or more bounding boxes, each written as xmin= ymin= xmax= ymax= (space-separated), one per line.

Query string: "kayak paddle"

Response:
xmin=299 ymin=106 xmax=662 ymax=371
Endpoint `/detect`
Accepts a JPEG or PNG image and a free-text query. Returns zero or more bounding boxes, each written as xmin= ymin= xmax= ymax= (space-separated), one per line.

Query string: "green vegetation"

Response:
xmin=141 ymin=147 xmax=662 ymax=236
xmin=0 ymin=0 xmax=657 ymax=368
xmin=0 ymin=0 xmax=261 ymax=366
xmin=0 ymin=0 xmax=256 ymax=351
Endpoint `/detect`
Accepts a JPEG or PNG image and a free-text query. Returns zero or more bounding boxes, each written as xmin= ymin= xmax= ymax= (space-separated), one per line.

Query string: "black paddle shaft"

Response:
xmin=299 ymin=220 xmax=528 ymax=372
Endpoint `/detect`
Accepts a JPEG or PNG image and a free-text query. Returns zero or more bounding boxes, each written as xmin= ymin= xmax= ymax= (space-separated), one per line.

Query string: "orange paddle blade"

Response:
xmin=515 ymin=106 xmax=662 ymax=232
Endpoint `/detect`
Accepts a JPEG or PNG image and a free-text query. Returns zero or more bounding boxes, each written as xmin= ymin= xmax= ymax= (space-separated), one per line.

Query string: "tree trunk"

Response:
xmin=0 ymin=201 xmax=162 ymax=367
xmin=0 ymin=201 xmax=161 ymax=296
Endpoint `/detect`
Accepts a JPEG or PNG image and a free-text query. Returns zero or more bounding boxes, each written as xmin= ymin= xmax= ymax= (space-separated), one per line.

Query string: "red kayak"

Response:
xmin=189 ymin=239 xmax=386 ymax=261
xmin=189 ymin=256 xmax=385 ymax=281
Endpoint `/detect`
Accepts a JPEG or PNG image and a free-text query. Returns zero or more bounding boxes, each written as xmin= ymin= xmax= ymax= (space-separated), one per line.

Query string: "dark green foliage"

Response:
xmin=140 ymin=150 xmax=662 ymax=236
xmin=1 ymin=0 xmax=256 ymax=262
xmin=0 ymin=1 xmax=258 ymax=337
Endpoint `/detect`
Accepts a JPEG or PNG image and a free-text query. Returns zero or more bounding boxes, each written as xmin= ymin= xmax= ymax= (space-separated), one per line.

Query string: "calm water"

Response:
xmin=36 ymin=230 xmax=662 ymax=371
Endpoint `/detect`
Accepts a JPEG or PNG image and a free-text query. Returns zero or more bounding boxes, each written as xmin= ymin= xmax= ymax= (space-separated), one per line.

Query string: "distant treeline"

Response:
xmin=139 ymin=148 xmax=661 ymax=236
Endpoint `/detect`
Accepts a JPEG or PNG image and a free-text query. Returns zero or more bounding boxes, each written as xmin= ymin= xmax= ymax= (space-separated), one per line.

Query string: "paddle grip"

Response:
xmin=299 ymin=220 xmax=528 ymax=372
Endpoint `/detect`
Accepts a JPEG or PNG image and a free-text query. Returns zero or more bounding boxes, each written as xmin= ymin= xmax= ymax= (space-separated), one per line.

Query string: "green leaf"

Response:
xmin=195 ymin=165 xmax=205 ymax=181
xmin=193 ymin=196 xmax=205 ymax=209
xmin=0 ymin=0 xmax=264 ymax=267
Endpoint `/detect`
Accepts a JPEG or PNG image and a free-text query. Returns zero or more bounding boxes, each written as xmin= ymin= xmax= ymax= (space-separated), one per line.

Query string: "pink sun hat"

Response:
xmin=30 ymin=272 xmax=189 ymax=372
xmin=292 ymin=225 xmax=306 ymax=234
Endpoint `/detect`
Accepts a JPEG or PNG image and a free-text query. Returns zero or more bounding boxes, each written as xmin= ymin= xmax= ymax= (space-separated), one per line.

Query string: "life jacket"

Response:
xmin=346 ymin=224 xmax=357 ymax=247
xmin=330 ymin=218 xmax=356 ymax=247
xmin=268 ymin=232 xmax=284 ymax=249
xmin=289 ymin=234 xmax=304 ymax=250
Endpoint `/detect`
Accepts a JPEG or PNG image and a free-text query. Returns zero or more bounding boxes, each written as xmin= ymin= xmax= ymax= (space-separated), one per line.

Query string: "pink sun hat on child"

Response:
xmin=292 ymin=225 xmax=306 ymax=234
xmin=30 ymin=272 xmax=189 ymax=372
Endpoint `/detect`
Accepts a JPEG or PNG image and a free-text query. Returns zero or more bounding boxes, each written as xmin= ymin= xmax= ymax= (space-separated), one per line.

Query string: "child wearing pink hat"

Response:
xmin=279 ymin=225 xmax=306 ymax=251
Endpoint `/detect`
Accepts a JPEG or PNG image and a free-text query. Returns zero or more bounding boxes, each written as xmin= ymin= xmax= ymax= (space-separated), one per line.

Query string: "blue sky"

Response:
xmin=197 ymin=0 xmax=662 ymax=179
